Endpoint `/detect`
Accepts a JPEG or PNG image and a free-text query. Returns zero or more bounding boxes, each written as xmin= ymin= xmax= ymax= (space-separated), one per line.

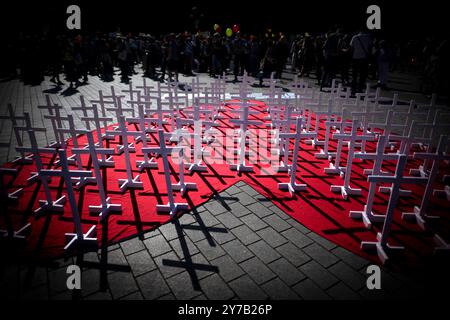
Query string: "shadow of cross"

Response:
xmin=162 ymin=219 xmax=219 ymax=291
xmin=184 ymin=194 xmax=234 ymax=246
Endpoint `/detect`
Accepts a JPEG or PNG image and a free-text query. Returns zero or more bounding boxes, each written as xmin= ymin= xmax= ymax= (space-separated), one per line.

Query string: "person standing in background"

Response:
xmin=350 ymin=28 xmax=372 ymax=96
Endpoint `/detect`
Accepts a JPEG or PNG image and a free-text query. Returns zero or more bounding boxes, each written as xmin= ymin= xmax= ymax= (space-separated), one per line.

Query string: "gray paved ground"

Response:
xmin=0 ymin=181 xmax=445 ymax=300
xmin=0 ymin=67 xmax=448 ymax=300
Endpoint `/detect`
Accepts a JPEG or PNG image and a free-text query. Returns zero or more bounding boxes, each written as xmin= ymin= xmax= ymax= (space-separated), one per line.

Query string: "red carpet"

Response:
xmin=2 ymin=100 xmax=449 ymax=266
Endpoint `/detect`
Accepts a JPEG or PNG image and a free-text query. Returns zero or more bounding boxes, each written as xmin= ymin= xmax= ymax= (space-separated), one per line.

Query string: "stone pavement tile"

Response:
xmin=281 ymin=228 xmax=314 ymax=249
xmin=234 ymin=192 xmax=257 ymax=206
xmin=256 ymin=227 xmax=288 ymax=248
xmin=195 ymin=238 xmax=227 ymax=261
xmin=170 ymin=236 xmax=200 ymax=260
xmin=196 ymin=210 xmax=221 ymax=226
xmin=240 ymin=184 xmax=260 ymax=197
xmin=179 ymin=212 xmax=197 ymax=225
xmin=166 ymin=271 xmax=203 ymax=300
xmin=235 ymin=181 xmax=246 ymax=188
xmin=262 ymin=214 xmax=292 ymax=232
xmin=239 ymin=257 xmax=276 ymax=285
xmin=222 ymin=239 xmax=254 ymax=263
xmin=231 ymin=224 xmax=261 ymax=246
xmin=228 ymin=275 xmax=268 ymax=300
xmin=268 ymin=258 xmax=307 ymax=286
xmin=226 ymin=185 xmax=242 ymax=195
xmin=293 ymin=279 xmax=331 ymax=300
xmin=200 ymin=274 xmax=235 ymax=300
xmin=248 ymin=240 xmax=281 ymax=264
xmin=299 ymin=261 xmax=339 ymax=290
xmin=82 ymin=251 xmax=100 ymax=264
xmin=210 ymin=224 xmax=236 ymax=245
xmin=119 ymin=291 xmax=144 ymax=300
xmin=247 ymin=202 xmax=273 ymax=218
xmin=216 ymin=212 xmax=243 ymax=229
xmin=104 ymin=248 xmax=129 ymax=271
xmin=120 ymin=236 xmax=146 ymax=256
xmin=328 ymin=261 xmax=366 ymax=291
xmin=144 ymin=234 xmax=173 ymax=257
xmin=331 ymin=247 xmax=370 ymax=271
xmin=228 ymin=201 xmax=251 ymax=217
xmin=303 ymin=243 xmax=340 ymax=268
xmin=80 ymin=268 xmax=101 ymax=297
xmin=306 ymin=232 xmax=338 ymax=251
xmin=275 ymin=243 xmax=311 ymax=267
xmin=266 ymin=204 xmax=290 ymax=220
xmin=154 ymin=251 xmax=185 ymax=279
xmin=327 ymin=282 xmax=362 ymax=300
xmin=182 ymin=224 xmax=209 ymax=243
xmin=210 ymin=255 xmax=245 ymax=282
xmin=284 ymin=218 xmax=311 ymax=234
xmin=143 ymin=228 xmax=161 ymax=239
xmin=204 ymin=200 xmax=229 ymax=216
xmin=126 ymin=250 xmax=157 ymax=277
xmin=261 ymin=277 xmax=300 ymax=300
xmin=241 ymin=213 xmax=268 ymax=232
xmin=136 ymin=269 xmax=171 ymax=300
xmin=107 ymin=271 xmax=138 ymax=299
xmin=159 ymin=222 xmax=182 ymax=241
xmin=184 ymin=253 xmax=219 ymax=280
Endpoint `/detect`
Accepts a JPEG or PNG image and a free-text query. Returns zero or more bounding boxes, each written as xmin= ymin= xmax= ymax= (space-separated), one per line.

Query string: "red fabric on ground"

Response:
xmin=2 ymin=100 xmax=449 ymax=267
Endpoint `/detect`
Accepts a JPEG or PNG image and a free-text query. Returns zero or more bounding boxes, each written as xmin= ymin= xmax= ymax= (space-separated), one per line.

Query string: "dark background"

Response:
xmin=0 ymin=0 xmax=447 ymax=38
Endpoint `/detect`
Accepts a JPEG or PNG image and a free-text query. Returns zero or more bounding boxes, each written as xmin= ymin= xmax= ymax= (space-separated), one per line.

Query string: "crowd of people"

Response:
xmin=1 ymin=28 xmax=448 ymax=98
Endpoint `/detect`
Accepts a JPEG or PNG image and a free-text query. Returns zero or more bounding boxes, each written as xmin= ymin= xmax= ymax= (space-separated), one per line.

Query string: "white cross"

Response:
xmin=4 ymin=110 xmax=47 ymax=163
xmin=314 ymin=117 xmax=343 ymax=160
xmin=142 ymin=130 xmax=189 ymax=216
xmin=71 ymin=131 xmax=122 ymax=221
xmin=307 ymin=98 xmax=340 ymax=147
xmin=106 ymin=95 xmax=135 ymax=126
xmin=71 ymin=95 xmax=92 ymax=131
xmin=121 ymin=81 xmax=141 ymax=103
xmin=361 ymin=154 xmax=427 ymax=264
xmin=402 ymin=135 xmax=450 ymax=230
xmin=409 ymin=110 xmax=450 ymax=177
xmin=16 ymin=130 xmax=63 ymax=215
xmin=37 ymin=95 xmax=65 ymax=147
xmin=135 ymin=77 xmax=153 ymax=96
xmin=278 ymin=117 xmax=316 ymax=195
xmin=90 ymin=90 xmax=116 ymax=139
xmin=229 ymin=99 xmax=263 ymax=173
xmin=39 ymin=149 xmax=97 ymax=252
xmin=80 ymin=104 xmax=115 ymax=167
xmin=105 ymin=116 xmax=143 ymax=192
xmin=126 ymin=104 xmax=158 ymax=171
xmin=0 ymin=104 xmax=32 ymax=163
xmin=55 ymin=114 xmax=86 ymax=167
xmin=388 ymin=120 xmax=431 ymax=156
xmin=349 ymin=136 xmax=403 ymax=228
xmin=330 ymin=119 xmax=375 ymax=199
